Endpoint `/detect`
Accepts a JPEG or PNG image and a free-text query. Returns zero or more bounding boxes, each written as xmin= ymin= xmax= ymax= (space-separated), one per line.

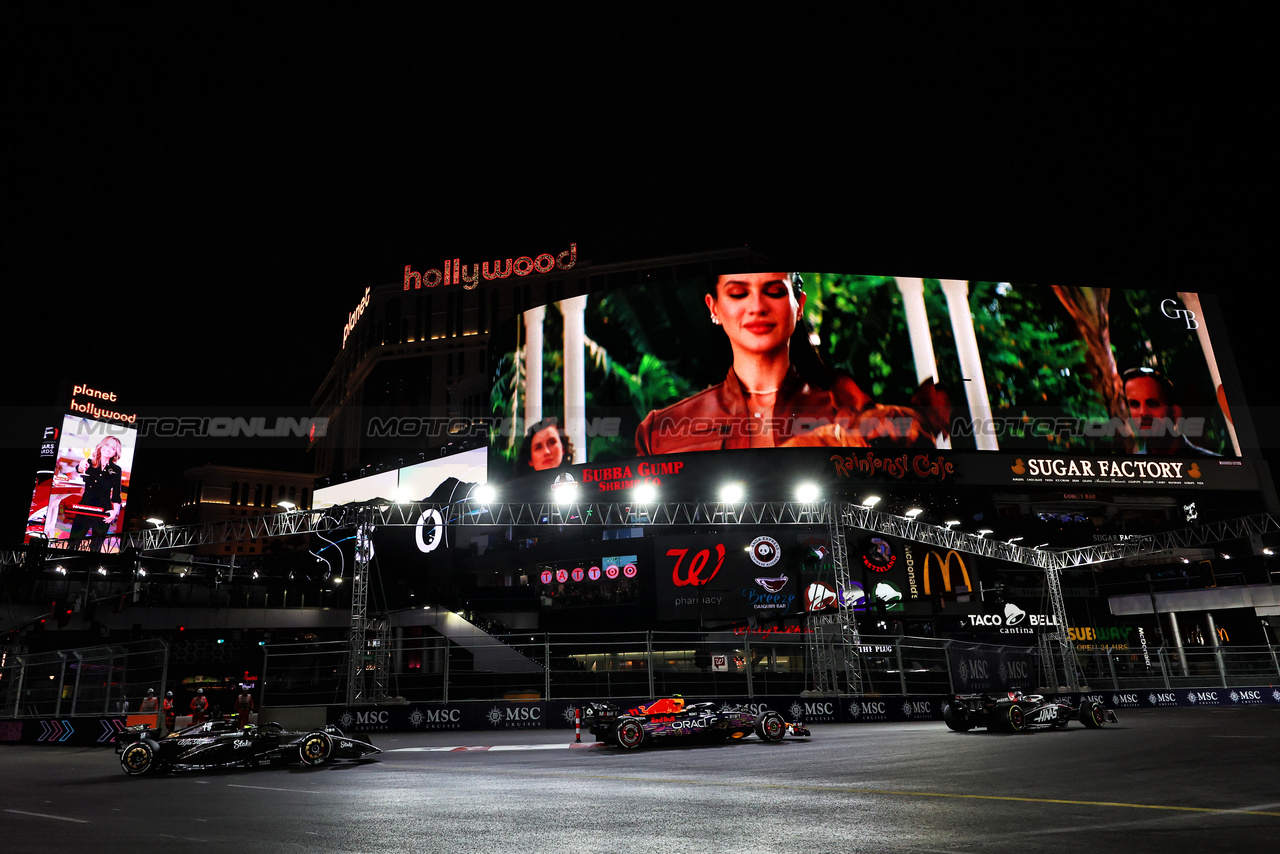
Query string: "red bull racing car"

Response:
xmin=582 ymin=696 xmax=811 ymax=749
xmin=116 ymin=719 xmax=381 ymax=775
xmin=943 ymin=690 xmax=1118 ymax=733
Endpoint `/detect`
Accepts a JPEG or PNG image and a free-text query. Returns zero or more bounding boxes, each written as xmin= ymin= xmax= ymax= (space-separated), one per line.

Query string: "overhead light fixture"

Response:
xmin=977 ymin=529 xmax=993 ymax=537
xmin=1007 ymin=536 xmax=1023 ymax=543
xmin=904 ymin=508 xmax=923 ymax=518
xmin=720 ymin=483 xmax=744 ymax=503
xmin=861 ymin=496 xmax=881 ymax=508
xmin=944 ymin=520 xmax=960 ymax=529
xmin=795 ymin=483 xmax=819 ymax=503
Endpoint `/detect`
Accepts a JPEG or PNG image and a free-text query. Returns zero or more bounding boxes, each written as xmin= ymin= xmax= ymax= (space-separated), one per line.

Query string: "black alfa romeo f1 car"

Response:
xmin=116 ymin=719 xmax=381 ymax=775
xmin=944 ymin=691 xmax=1119 ymax=733
xmin=582 ymin=696 xmax=811 ymax=749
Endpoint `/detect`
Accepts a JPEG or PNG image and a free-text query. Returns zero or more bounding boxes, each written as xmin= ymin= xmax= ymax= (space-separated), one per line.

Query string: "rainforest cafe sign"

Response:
xmin=830 ymin=451 xmax=955 ymax=482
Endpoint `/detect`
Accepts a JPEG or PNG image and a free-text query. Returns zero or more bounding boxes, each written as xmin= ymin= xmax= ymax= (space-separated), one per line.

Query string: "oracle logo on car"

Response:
xmin=670 ymin=719 xmax=707 ymax=730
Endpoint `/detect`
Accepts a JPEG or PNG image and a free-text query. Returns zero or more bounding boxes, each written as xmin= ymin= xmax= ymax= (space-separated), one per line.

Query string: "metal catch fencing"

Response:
xmin=258 ymin=632 xmax=1280 ymax=707
xmin=5 ymin=634 xmax=1276 ymax=717
xmin=1 ymin=639 xmax=169 ymax=718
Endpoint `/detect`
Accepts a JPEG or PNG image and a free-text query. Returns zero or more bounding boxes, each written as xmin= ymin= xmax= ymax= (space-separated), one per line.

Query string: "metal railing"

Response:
xmin=7 ymin=634 xmax=1275 ymax=717
xmin=1 ymin=639 xmax=169 ymax=718
xmin=258 ymin=632 xmax=1280 ymax=707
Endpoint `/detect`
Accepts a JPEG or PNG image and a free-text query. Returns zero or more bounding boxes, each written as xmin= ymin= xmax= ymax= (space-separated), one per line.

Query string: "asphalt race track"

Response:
xmin=2 ymin=708 xmax=1277 ymax=854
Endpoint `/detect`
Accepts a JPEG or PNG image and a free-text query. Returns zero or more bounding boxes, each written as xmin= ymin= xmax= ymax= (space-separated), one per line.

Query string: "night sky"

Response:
xmin=6 ymin=11 xmax=1270 ymax=543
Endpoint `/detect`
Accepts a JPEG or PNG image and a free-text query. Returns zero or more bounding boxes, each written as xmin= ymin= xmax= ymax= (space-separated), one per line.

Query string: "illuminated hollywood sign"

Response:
xmin=404 ymin=243 xmax=577 ymax=292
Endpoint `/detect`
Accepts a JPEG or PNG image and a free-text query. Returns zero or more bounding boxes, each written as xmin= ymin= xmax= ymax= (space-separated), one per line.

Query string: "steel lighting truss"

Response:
xmin=807 ymin=501 xmax=863 ymax=696
xmin=8 ymin=504 xmax=1277 ymax=699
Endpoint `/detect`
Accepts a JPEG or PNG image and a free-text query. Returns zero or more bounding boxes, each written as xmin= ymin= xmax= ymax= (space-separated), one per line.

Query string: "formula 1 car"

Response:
xmin=943 ymin=690 xmax=1118 ymax=733
xmin=582 ymin=696 xmax=810 ymax=749
xmin=116 ymin=719 xmax=381 ymax=775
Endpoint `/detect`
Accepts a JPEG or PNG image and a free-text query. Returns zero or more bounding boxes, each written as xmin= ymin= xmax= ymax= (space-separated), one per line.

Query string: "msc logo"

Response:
xmin=999 ymin=660 xmax=1029 ymax=682
xmin=487 ymin=706 xmax=543 ymax=727
xmin=849 ymin=701 xmax=887 ymax=719
xmin=922 ymin=550 xmax=971 ymax=597
xmin=790 ymin=701 xmax=835 ymax=720
xmin=901 ymin=700 xmax=931 ymax=719
xmin=350 ymin=710 xmax=390 ymax=725
xmin=420 ymin=708 xmax=461 ymax=723
xmin=958 ymin=658 xmax=989 ymax=682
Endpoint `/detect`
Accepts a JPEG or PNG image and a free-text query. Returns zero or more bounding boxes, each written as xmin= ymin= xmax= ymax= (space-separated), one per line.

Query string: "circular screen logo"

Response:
xmin=862 ymin=537 xmax=896 ymax=572
xmin=749 ymin=536 xmax=782 ymax=568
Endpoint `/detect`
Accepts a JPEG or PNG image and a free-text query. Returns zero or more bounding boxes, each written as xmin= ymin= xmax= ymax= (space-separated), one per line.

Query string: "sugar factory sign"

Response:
xmin=404 ymin=242 xmax=577 ymax=291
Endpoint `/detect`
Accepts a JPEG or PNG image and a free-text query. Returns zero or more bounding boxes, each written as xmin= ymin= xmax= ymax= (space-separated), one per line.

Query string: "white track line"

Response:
xmin=5 ymin=809 xmax=90 ymax=823
xmin=392 ymin=743 xmax=603 ymax=752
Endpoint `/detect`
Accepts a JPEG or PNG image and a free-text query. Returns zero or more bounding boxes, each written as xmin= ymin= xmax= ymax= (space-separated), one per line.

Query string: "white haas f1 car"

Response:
xmin=583 ymin=696 xmax=811 ymax=749
xmin=117 ymin=719 xmax=381 ymax=774
xmin=944 ymin=690 xmax=1119 ymax=733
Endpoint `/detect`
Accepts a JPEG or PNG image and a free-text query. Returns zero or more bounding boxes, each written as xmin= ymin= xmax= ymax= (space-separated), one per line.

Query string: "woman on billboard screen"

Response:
xmin=635 ymin=272 xmax=947 ymax=455
xmin=518 ymin=417 xmax=574 ymax=472
xmin=67 ymin=435 xmax=124 ymax=552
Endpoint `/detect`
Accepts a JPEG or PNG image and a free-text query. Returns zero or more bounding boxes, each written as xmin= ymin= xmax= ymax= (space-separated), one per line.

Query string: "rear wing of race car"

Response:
xmin=581 ymin=702 xmax=620 ymax=727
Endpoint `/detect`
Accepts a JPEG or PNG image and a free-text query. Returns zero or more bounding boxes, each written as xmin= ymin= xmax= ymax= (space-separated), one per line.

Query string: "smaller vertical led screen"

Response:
xmin=26 ymin=414 xmax=138 ymax=554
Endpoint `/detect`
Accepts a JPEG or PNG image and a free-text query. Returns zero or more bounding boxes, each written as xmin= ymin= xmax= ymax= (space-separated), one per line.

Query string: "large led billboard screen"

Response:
xmin=489 ymin=273 xmax=1253 ymax=498
xmin=25 ymin=414 xmax=139 ymax=554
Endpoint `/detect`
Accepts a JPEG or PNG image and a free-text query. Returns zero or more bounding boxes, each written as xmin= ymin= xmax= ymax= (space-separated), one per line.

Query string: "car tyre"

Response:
xmin=1007 ymin=704 xmax=1027 ymax=733
xmin=120 ymin=740 xmax=158 ymax=775
xmin=1080 ymin=700 xmax=1105 ymax=729
xmin=298 ymin=731 xmax=333 ymax=766
xmin=614 ymin=718 xmax=645 ymax=750
xmin=943 ymin=704 xmax=972 ymax=732
xmin=754 ymin=711 xmax=786 ymax=743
